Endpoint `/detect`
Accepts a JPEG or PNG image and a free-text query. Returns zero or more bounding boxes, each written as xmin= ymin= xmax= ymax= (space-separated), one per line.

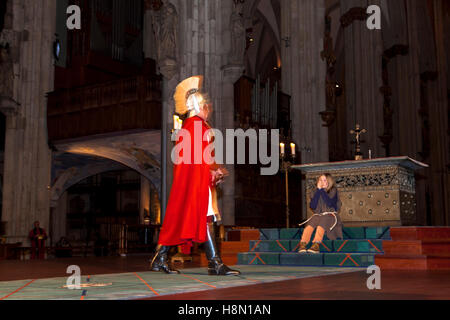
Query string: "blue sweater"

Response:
xmin=310 ymin=188 xmax=339 ymax=212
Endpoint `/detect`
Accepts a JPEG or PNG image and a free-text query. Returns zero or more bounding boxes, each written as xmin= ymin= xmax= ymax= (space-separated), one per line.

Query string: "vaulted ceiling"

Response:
xmin=243 ymin=0 xmax=281 ymax=80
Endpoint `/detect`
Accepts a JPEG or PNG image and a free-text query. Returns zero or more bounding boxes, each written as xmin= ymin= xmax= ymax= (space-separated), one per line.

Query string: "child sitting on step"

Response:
xmin=298 ymin=173 xmax=342 ymax=254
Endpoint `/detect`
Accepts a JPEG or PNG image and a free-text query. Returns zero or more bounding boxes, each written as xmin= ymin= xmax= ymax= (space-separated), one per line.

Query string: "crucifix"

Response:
xmin=350 ymin=124 xmax=367 ymax=160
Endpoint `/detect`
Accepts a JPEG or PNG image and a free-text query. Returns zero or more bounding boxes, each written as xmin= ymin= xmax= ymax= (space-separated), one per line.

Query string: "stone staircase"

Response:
xmin=237 ymin=227 xmax=390 ymax=268
xmin=190 ymin=226 xmax=450 ymax=270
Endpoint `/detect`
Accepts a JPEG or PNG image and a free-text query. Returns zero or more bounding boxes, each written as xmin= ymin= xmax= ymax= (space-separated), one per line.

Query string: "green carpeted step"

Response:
xmin=288 ymin=240 xmax=334 ymax=252
xmin=237 ymin=252 xmax=280 ymax=265
xmin=238 ymin=251 xmax=377 ymax=268
xmin=333 ymin=239 xmax=383 ymax=253
xmin=319 ymin=240 xmax=334 ymax=252
xmin=249 ymin=240 xmax=291 ymax=252
xmin=248 ymin=239 xmax=383 ymax=253
xmin=323 ymin=253 xmax=377 ymax=267
xmin=289 ymin=240 xmax=382 ymax=253
xmin=279 ymin=228 xmax=303 ymax=240
xmin=342 ymin=227 xmax=366 ymax=239
xmin=364 ymin=227 xmax=391 ymax=239
xmin=266 ymin=227 xmax=390 ymax=241
xmin=259 ymin=229 xmax=280 ymax=240
xmin=279 ymin=253 xmax=324 ymax=266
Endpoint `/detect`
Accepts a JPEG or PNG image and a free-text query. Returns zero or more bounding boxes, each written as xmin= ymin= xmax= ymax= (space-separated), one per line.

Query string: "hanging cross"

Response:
xmin=350 ymin=124 xmax=367 ymax=160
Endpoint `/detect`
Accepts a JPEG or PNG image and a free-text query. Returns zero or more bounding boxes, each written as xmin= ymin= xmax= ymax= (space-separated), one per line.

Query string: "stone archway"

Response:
xmin=53 ymin=130 xmax=162 ymax=193
xmin=50 ymin=129 xmax=162 ymax=244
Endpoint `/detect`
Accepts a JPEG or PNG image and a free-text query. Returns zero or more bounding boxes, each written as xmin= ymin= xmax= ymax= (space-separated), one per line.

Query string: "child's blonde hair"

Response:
xmin=316 ymin=173 xmax=335 ymax=192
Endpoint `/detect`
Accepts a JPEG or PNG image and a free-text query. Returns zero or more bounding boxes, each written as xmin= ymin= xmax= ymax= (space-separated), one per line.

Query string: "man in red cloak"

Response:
xmin=29 ymin=221 xmax=47 ymax=259
xmin=150 ymin=76 xmax=240 ymax=276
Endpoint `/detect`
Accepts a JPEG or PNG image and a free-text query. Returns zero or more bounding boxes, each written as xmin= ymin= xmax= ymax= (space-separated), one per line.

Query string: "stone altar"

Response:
xmin=292 ymin=157 xmax=428 ymax=227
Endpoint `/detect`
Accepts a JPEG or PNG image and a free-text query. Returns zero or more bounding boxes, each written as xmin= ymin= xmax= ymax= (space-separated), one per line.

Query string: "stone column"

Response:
xmin=216 ymin=0 xmax=245 ymax=226
xmin=385 ymin=0 xmax=425 ymax=224
xmin=219 ymin=65 xmax=243 ymax=226
xmin=151 ymin=0 xmax=235 ymax=225
xmin=140 ymin=175 xmax=151 ymax=224
xmin=51 ymin=192 xmax=67 ymax=245
xmin=280 ymin=0 xmax=328 ymax=220
xmin=1 ymin=0 xmax=56 ymax=245
xmin=428 ymin=0 xmax=449 ymax=225
xmin=340 ymin=0 xmax=384 ymax=159
xmin=280 ymin=0 xmax=291 ymax=94
xmin=282 ymin=0 xmax=328 ymax=164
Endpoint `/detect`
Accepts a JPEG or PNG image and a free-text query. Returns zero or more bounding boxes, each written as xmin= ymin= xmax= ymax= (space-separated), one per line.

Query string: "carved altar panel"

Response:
xmin=294 ymin=157 xmax=428 ymax=227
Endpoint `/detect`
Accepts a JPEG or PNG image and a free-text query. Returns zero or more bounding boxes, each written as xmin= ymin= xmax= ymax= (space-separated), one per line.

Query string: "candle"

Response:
xmin=173 ymin=115 xmax=179 ymax=130
xmin=280 ymin=143 xmax=285 ymax=156
xmin=290 ymin=143 xmax=296 ymax=156
xmin=369 ymin=149 xmax=372 ymax=159
xmin=177 ymin=118 xmax=183 ymax=129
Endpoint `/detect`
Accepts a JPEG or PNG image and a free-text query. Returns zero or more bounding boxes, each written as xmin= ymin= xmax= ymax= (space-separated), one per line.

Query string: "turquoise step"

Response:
xmin=237 ymin=252 xmax=379 ymax=268
xmin=259 ymin=227 xmax=391 ymax=240
xmin=279 ymin=253 xmax=324 ymax=266
xmin=323 ymin=253 xmax=376 ymax=267
xmin=249 ymin=240 xmax=291 ymax=252
xmin=279 ymin=228 xmax=304 ymax=240
xmin=363 ymin=227 xmax=390 ymax=239
xmin=249 ymin=239 xmax=384 ymax=253
xmin=237 ymin=252 xmax=280 ymax=265
xmin=331 ymin=239 xmax=383 ymax=253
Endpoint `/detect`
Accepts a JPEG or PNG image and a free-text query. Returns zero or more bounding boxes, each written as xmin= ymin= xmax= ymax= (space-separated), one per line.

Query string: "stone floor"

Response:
xmin=0 ymin=255 xmax=449 ymax=300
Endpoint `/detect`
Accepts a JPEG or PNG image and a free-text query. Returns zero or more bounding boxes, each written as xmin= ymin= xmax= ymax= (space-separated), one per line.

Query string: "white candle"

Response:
xmin=173 ymin=115 xmax=179 ymax=130
xmin=280 ymin=143 xmax=285 ymax=156
xmin=290 ymin=143 xmax=296 ymax=156
xmin=177 ymin=118 xmax=183 ymax=129
xmin=369 ymin=149 xmax=372 ymax=159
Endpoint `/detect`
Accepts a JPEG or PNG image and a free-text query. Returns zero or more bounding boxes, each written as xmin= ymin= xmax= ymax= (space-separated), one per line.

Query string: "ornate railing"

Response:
xmin=47 ymin=75 xmax=162 ymax=141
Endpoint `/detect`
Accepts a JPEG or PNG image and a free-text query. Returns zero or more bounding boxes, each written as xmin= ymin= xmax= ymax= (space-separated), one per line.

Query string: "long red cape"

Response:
xmin=158 ymin=116 xmax=215 ymax=253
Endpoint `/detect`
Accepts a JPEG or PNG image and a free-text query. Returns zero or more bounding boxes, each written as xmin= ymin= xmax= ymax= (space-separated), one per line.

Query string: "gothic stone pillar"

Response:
xmin=1 ymin=0 xmax=56 ymax=245
xmin=340 ymin=0 xmax=384 ymax=159
xmin=282 ymin=0 xmax=328 ymax=164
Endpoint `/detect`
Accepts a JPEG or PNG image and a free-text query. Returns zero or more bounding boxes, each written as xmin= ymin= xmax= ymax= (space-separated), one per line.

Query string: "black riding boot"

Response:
xmin=150 ymin=245 xmax=180 ymax=274
xmin=204 ymin=222 xmax=240 ymax=276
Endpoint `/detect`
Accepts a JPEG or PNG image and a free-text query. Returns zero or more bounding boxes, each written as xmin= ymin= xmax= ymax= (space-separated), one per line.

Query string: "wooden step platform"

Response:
xmin=191 ymin=252 xmax=238 ymax=267
xmin=376 ymin=227 xmax=450 ymax=270
xmin=226 ymin=229 xmax=260 ymax=242
xmin=382 ymin=240 xmax=450 ymax=255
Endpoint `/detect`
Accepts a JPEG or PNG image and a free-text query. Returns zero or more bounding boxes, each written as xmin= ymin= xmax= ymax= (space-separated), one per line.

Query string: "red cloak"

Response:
xmin=158 ymin=116 xmax=216 ymax=253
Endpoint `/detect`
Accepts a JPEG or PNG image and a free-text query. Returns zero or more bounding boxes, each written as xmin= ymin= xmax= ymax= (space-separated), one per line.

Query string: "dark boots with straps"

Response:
xmin=204 ymin=223 xmax=240 ymax=276
xmin=150 ymin=245 xmax=180 ymax=274
xmin=150 ymin=224 xmax=240 ymax=276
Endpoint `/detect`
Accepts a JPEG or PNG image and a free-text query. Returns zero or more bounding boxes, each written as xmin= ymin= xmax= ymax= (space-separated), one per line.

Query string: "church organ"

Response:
xmin=233 ymin=75 xmax=301 ymax=228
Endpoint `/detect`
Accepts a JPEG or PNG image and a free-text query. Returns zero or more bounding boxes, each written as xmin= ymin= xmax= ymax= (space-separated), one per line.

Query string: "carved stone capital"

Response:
xmin=319 ymin=110 xmax=336 ymax=127
xmin=340 ymin=7 xmax=368 ymax=28
xmin=159 ymin=58 xmax=178 ymax=80
xmin=221 ymin=64 xmax=244 ymax=83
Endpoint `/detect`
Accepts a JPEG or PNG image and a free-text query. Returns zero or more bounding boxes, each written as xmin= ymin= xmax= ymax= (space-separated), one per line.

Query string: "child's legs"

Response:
xmin=313 ymin=226 xmax=325 ymax=243
xmin=301 ymin=226 xmax=315 ymax=243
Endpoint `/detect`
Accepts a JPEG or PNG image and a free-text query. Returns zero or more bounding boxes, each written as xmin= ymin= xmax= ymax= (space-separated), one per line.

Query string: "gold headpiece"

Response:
xmin=174 ymin=76 xmax=204 ymax=115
